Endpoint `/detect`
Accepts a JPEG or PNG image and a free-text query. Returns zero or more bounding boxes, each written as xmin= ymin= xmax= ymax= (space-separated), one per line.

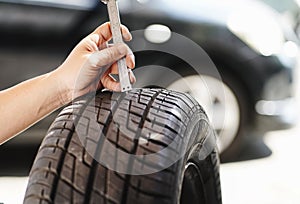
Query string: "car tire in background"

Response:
xmin=23 ymin=89 xmax=222 ymax=204
xmin=167 ymin=69 xmax=250 ymax=162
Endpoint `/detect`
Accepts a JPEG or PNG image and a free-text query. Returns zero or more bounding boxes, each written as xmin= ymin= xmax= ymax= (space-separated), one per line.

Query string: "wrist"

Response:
xmin=48 ymin=69 xmax=72 ymax=106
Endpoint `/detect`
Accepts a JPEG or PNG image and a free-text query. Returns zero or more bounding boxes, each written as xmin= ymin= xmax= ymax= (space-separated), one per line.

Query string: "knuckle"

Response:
xmin=117 ymin=44 xmax=128 ymax=55
xmin=106 ymin=48 xmax=116 ymax=61
xmin=97 ymin=49 xmax=115 ymax=66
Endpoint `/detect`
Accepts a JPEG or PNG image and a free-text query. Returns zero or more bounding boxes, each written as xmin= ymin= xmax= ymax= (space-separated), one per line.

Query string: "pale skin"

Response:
xmin=0 ymin=22 xmax=136 ymax=145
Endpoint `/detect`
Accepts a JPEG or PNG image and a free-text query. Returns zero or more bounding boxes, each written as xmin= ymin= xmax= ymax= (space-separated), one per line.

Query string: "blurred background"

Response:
xmin=0 ymin=0 xmax=300 ymax=203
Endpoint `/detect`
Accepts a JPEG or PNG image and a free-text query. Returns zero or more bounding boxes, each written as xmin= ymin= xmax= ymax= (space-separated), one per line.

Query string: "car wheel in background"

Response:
xmin=167 ymin=75 xmax=240 ymax=153
xmin=167 ymin=71 xmax=250 ymax=162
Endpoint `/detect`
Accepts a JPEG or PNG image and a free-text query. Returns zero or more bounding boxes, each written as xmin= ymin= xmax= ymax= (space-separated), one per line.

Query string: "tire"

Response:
xmin=215 ymin=71 xmax=250 ymax=162
xmin=24 ymin=89 xmax=222 ymax=204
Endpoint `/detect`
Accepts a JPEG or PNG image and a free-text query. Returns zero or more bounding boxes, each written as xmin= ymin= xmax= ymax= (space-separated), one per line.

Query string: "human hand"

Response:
xmin=53 ymin=22 xmax=135 ymax=104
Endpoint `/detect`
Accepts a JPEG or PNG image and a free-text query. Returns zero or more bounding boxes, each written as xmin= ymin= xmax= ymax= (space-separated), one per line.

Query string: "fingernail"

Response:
xmin=129 ymin=69 xmax=136 ymax=84
xmin=121 ymin=26 xmax=132 ymax=40
xmin=129 ymin=52 xmax=135 ymax=64
xmin=123 ymin=32 xmax=132 ymax=41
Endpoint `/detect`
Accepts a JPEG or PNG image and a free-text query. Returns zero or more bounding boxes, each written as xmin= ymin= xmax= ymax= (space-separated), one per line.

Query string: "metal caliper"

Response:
xmin=101 ymin=0 xmax=132 ymax=92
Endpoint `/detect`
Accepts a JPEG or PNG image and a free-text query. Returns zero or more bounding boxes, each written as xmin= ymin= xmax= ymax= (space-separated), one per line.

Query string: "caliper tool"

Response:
xmin=101 ymin=0 xmax=132 ymax=92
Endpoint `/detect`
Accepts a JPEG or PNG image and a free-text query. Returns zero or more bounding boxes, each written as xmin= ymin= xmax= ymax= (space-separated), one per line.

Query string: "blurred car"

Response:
xmin=124 ymin=0 xmax=300 ymax=161
xmin=0 ymin=0 xmax=299 ymax=162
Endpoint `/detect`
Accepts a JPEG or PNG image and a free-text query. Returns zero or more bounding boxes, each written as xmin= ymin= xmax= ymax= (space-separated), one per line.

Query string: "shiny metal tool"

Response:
xmin=101 ymin=0 xmax=132 ymax=92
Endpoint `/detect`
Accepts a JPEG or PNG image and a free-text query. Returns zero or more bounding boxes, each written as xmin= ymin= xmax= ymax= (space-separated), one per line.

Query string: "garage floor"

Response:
xmin=221 ymin=125 xmax=300 ymax=204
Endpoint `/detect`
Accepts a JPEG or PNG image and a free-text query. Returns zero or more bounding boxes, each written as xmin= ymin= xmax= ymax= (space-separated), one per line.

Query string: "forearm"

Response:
xmin=0 ymin=71 xmax=67 ymax=144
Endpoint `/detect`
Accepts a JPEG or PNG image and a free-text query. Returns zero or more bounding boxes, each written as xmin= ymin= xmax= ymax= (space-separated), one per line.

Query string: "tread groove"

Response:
xmin=84 ymin=92 xmax=126 ymax=204
xmin=49 ymin=95 xmax=94 ymax=203
xmin=121 ymin=89 xmax=162 ymax=204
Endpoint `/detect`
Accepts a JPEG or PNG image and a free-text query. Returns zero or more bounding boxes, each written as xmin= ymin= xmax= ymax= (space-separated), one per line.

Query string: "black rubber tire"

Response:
xmin=24 ymin=89 xmax=222 ymax=204
xmin=217 ymin=70 xmax=251 ymax=163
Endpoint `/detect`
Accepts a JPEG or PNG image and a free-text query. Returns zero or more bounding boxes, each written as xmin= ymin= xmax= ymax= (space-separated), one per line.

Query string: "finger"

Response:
xmin=92 ymin=22 xmax=132 ymax=45
xmin=92 ymin=22 xmax=112 ymax=44
xmin=109 ymin=64 xmax=136 ymax=83
xmin=101 ymin=74 xmax=121 ymax=92
xmin=109 ymin=62 xmax=119 ymax=74
xmin=91 ymin=44 xmax=128 ymax=67
xmin=110 ymin=51 xmax=134 ymax=70
xmin=107 ymin=55 xmax=135 ymax=77
xmin=121 ymin=25 xmax=132 ymax=41
xmin=129 ymin=69 xmax=136 ymax=84
xmin=109 ymin=51 xmax=135 ymax=72
xmin=98 ymin=41 xmax=109 ymax=50
xmin=79 ymin=33 xmax=100 ymax=52
xmin=126 ymin=52 xmax=135 ymax=69
xmin=92 ymin=43 xmax=133 ymax=68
